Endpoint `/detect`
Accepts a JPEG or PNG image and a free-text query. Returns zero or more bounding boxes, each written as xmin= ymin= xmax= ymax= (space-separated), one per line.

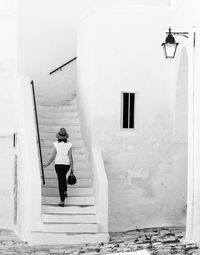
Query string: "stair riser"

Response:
xmin=38 ymin=112 xmax=78 ymax=119
xmin=42 ymin=214 xmax=97 ymax=224
xmin=39 ymin=119 xmax=80 ymax=126
xmin=42 ymin=147 xmax=85 ymax=156
xmin=40 ymin=132 xmax=81 ymax=140
xmin=29 ymin=233 xmax=109 ymax=245
xmin=42 ymin=148 xmax=85 ymax=156
xmin=46 ymin=162 xmax=89 ymax=168
xmin=42 ymin=154 xmax=87 ymax=162
xmin=42 ymin=143 xmax=82 ymax=150
xmin=42 ymin=187 xmax=93 ymax=197
xmin=44 ymin=179 xmax=92 ymax=188
xmin=33 ymin=223 xmax=98 ymax=233
xmin=42 ymin=205 xmax=96 ymax=214
xmin=45 ymin=163 xmax=89 ymax=171
xmin=44 ymin=170 xmax=90 ymax=179
xmin=42 ymin=196 xmax=94 ymax=206
xmin=38 ymin=105 xmax=78 ymax=112
xmin=39 ymin=125 xmax=81 ymax=133
xmin=38 ymin=97 xmax=77 ymax=105
xmin=42 ymin=147 xmax=85 ymax=153
xmin=41 ymin=140 xmax=82 ymax=147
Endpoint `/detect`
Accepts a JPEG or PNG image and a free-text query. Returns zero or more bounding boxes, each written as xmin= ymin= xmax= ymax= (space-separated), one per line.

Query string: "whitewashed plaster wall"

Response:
xmin=0 ymin=0 xmax=18 ymax=128
xmin=17 ymin=0 xmax=191 ymax=232
xmin=77 ymin=6 xmax=190 ymax=231
xmin=18 ymin=0 xmax=171 ymax=105
xmin=0 ymin=0 xmax=18 ymax=229
xmin=0 ymin=134 xmax=15 ymax=229
xmin=169 ymin=0 xmax=195 ymax=239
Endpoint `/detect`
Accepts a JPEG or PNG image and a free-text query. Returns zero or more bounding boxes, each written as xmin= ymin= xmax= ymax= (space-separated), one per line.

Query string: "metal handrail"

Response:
xmin=49 ymin=57 xmax=77 ymax=75
xmin=31 ymin=80 xmax=45 ymax=185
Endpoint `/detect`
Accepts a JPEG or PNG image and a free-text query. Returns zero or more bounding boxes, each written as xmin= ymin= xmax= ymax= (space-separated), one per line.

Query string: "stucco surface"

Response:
xmin=77 ymin=7 xmax=188 ymax=231
xmin=0 ymin=1 xmax=17 ymax=230
xmin=0 ymin=137 xmax=14 ymax=229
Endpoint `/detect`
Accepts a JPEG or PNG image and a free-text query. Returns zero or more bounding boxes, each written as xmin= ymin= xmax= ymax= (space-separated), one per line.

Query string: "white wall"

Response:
xmin=18 ymin=0 xmax=171 ymax=105
xmin=16 ymin=0 xmax=192 ymax=233
xmin=0 ymin=0 xmax=18 ymax=230
xmin=18 ymin=0 xmax=171 ymax=75
xmin=172 ymin=47 xmax=188 ymax=224
xmin=0 ymin=0 xmax=18 ymax=131
xmin=15 ymin=77 xmax=42 ymax=241
xmin=77 ymin=5 xmax=189 ymax=231
xmin=0 ymin=134 xmax=15 ymax=229
xmin=0 ymin=0 xmax=189 ymax=236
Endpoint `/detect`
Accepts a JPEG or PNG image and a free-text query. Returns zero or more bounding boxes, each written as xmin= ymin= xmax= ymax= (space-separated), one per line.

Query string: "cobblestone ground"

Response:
xmin=0 ymin=227 xmax=200 ymax=255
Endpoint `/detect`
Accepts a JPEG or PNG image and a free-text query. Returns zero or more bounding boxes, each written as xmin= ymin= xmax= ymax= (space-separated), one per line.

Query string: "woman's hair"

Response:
xmin=58 ymin=138 xmax=67 ymax=143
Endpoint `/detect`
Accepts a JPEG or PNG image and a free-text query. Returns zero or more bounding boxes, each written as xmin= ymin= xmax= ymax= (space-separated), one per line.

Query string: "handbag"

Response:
xmin=68 ymin=171 xmax=77 ymax=185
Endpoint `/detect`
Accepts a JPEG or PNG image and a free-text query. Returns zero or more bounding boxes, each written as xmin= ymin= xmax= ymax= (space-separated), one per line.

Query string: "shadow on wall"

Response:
xmin=174 ymin=47 xmax=188 ymax=143
xmin=172 ymin=47 xmax=188 ymax=223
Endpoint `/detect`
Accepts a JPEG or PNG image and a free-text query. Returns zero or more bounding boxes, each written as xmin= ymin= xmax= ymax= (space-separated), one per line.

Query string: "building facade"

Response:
xmin=0 ymin=0 xmax=200 ymax=244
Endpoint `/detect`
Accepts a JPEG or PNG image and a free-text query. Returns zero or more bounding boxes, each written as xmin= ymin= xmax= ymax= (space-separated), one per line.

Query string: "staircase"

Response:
xmin=30 ymin=96 xmax=109 ymax=245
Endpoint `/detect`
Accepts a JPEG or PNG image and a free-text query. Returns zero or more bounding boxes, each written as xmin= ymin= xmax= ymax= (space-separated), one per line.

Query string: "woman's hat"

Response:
xmin=56 ymin=128 xmax=69 ymax=139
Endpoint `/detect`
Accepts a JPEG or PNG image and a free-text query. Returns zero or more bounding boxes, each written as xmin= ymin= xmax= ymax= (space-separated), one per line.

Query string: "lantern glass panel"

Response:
xmin=162 ymin=43 xmax=178 ymax=58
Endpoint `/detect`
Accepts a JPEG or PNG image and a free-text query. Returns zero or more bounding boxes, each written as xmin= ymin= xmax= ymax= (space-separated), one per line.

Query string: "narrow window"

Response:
xmin=122 ymin=92 xmax=135 ymax=129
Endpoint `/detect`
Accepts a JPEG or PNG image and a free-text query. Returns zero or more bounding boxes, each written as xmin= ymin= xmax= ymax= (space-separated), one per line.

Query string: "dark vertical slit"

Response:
xmin=123 ymin=93 xmax=129 ymax=128
xmin=13 ymin=133 xmax=16 ymax=148
xmin=129 ymin=93 xmax=135 ymax=128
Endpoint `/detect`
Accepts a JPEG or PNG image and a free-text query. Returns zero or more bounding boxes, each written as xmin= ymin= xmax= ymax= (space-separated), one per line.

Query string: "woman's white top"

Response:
xmin=54 ymin=141 xmax=72 ymax=165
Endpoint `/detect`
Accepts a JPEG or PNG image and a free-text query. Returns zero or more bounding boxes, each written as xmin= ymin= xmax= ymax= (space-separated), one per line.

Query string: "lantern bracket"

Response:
xmin=166 ymin=31 xmax=189 ymax=39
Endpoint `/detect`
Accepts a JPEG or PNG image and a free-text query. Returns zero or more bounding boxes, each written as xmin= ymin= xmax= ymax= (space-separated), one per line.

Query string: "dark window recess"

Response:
xmin=122 ymin=92 xmax=135 ymax=129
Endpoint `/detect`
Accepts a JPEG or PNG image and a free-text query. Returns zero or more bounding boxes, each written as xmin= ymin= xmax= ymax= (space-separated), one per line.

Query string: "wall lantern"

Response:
xmin=161 ymin=27 xmax=189 ymax=58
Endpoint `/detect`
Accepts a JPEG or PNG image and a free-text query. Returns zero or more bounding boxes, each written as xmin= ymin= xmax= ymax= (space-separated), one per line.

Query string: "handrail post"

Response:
xmin=31 ymin=80 xmax=45 ymax=185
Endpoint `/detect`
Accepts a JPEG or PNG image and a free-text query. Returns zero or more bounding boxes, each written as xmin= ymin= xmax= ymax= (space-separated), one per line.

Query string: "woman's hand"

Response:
xmin=43 ymin=148 xmax=56 ymax=168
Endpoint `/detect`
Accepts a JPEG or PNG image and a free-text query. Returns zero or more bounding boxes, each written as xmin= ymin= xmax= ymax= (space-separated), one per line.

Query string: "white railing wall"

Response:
xmin=91 ymin=145 xmax=108 ymax=234
xmin=15 ymin=77 xmax=42 ymax=241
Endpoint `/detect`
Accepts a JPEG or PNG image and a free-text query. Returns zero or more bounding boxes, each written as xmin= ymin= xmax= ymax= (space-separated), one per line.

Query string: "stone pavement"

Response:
xmin=0 ymin=226 xmax=199 ymax=254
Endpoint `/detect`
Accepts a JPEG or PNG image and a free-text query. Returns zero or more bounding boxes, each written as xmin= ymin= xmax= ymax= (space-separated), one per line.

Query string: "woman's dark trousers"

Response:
xmin=55 ymin=164 xmax=70 ymax=202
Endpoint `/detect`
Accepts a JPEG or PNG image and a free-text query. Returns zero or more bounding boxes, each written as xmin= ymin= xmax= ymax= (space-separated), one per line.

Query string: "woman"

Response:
xmin=43 ymin=127 xmax=73 ymax=207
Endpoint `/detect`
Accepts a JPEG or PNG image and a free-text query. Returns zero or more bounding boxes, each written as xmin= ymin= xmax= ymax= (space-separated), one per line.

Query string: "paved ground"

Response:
xmin=0 ymin=226 xmax=199 ymax=254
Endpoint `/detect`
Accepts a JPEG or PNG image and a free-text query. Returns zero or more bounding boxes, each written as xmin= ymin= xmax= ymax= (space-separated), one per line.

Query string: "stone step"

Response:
xmin=41 ymin=146 xmax=85 ymax=156
xmin=41 ymin=139 xmax=82 ymax=147
xmin=44 ymin=178 xmax=92 ymax=188
xmin=37 ymin=105 xmax=78 ymax=113
xmin=39 ymin=125 xmax=81 ymax=133
xmin=40 ymin=132 xmax=81 ymax=140
xmin=38 ymin=97 xmax=77 ymax=107
xmin=32 ymin=222 xmax=98 ymax=233
xmin=42 ymin=154 xmax=87 ymax=163
xmin=45 ymin=162 xmax=89 ymax=171
xmin=36 ymin=98 xmax=78 ymax=107
xmin=41 ymin=143 xmax=83 ymax=153
xmin=44 ymin=169 xmax=90 ymax=179
xmin=30 ymin=232 xmax=109 ymax=245
xmin=42 ymin=187 xmax=93 ymax=197
xmin=42 ymin=213 xmax=97 ymax=224
xmin=42 ymin=196 xmax=95 ymax=206
xmin=38 ymin=111 xmax=79 ymax=119
xmin=41 ymin=139 xmax=82 ymax=148
xmin=42 ymin=205 xmax=96 ymax=215
xmin=39 ymin=118 xmax=80 ymax=126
